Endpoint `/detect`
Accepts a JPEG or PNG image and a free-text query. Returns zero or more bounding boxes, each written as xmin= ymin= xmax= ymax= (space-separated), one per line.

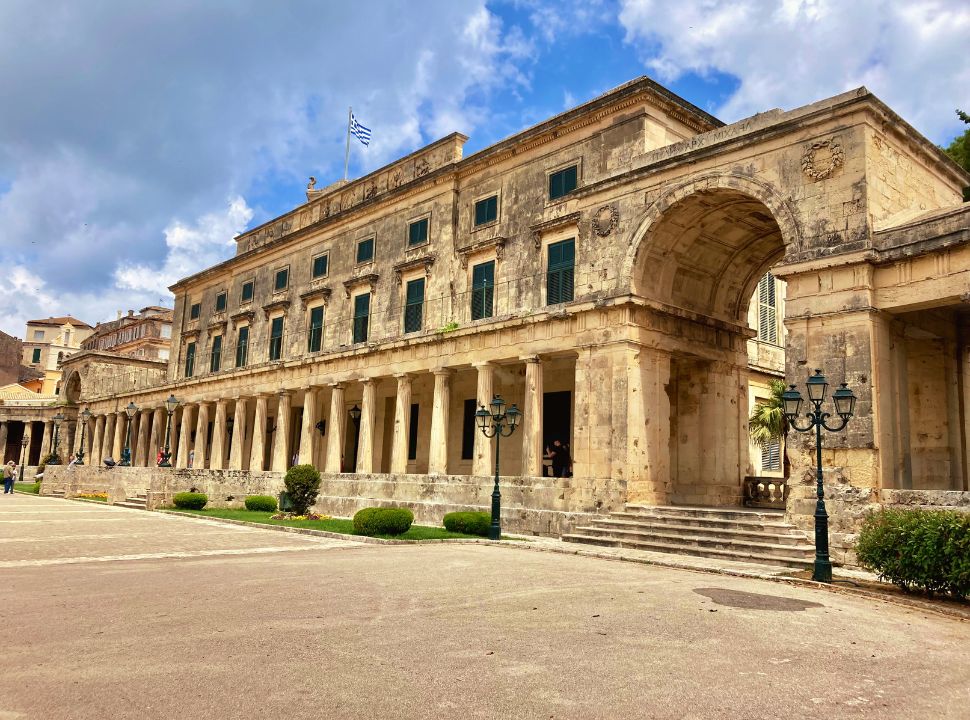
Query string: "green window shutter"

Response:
xmin=269 ymin=316 xmax=284 ymax=361
xmin=31 ymin=348 xmax=41 ymax=363
xmin=235 ymin=326 xmax=249 ymax=367
xmin=215 ymin=293 xmax=227 ymax=312
xmin=547 ymin=238 xmax=575 ymax=305
xmin=474 ymin=196 xmax=497 ymax=226
xmin=761 ymin=439 xmax=781 ymax=471
xmin=353 ymin=293 xmax=370 ymax=343
xmin=185 ymin=342 xmax=196 ymax=377
xmin=308 ymin=306 xmax=324 ymax=352
xmin=210 ymin=335 xmax=222 ymax=372
xmin=190 ymin=303 xmax=200 ymax=320
xmin=356 ymin=238 xmax=374 ymax=263
xmin=241 ymin=281 xmax=254 ymax=302
xmin=408 ymin=218 xmax=428 ymax=246
xmin=312 ymin=254 xmax=329 ymax=278
xmin=404 ymin=278 xmax=424 ymax=333
xmin=471 ymin=261 xmax=495 ymax=320
xmin=274 ymin=268 xmax=288 ymax=292
xmin=549 ymin=165 xmax=578 ymax=200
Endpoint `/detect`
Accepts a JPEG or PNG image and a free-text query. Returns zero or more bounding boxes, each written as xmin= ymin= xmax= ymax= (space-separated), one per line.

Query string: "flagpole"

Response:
xmin=344 ymin=106 xmax=352 ymax=181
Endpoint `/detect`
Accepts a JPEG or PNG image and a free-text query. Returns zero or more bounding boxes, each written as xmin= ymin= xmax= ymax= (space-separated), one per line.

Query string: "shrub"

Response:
xmin=443 ymin=511 xmax=491 ymax=537
xmin=284 ymin=465 xmax=321 ymax=515
xmin=245 ymin=494 xmax=278 ymax=512
xmin=353 ymin=507 xmax=414 ymax=537
xmin=173 ymin=492 xmax=208 ymax=510
xmin=856 ymin=508 xmax=970 ymax=599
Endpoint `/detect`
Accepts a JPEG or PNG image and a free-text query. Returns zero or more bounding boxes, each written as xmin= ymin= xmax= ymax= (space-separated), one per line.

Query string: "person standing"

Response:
xmin=549 ymin=439 xmax=572 ymax=478
xmin=3 ymin=461 xmax=15 ymax=493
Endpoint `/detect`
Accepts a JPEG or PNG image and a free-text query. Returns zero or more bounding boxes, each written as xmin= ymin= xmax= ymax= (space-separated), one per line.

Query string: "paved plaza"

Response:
xmin=1 ymin=494 xmax=968 ymax=719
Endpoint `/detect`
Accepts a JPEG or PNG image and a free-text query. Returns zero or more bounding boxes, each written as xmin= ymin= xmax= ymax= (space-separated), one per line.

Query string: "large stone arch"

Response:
xmin=622 ymin=173 xmax=803 ymax=325
xmin=63 ymin=370 xmax=82 ymax=405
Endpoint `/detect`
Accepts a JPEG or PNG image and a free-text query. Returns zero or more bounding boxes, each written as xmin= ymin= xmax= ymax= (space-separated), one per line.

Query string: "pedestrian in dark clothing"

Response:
xmin=549 ymin=439 xmax=572 ymax=478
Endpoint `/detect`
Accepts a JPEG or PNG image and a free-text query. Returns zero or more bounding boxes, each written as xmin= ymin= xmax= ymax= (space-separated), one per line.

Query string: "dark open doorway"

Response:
xmin=543 ymin=390 xmax=571 ymax=476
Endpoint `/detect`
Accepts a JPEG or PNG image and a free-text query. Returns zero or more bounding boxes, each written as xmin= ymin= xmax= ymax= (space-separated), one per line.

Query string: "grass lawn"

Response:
xmin=170 ymin=508 xmax=484 ymax=540
xmin=14 ymin=482 xmax=40 ymax=494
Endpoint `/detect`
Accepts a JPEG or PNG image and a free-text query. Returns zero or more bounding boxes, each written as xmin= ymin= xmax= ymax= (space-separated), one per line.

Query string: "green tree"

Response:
xmin=942 ymin=109 xmax=970 ymax=201
xmin=748 ymin=379 xmax=789 ymax=477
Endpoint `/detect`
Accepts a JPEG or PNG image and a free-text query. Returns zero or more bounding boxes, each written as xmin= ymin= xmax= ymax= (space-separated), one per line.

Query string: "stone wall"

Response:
xmin=41 ymin=465 xmax=153 ymax=503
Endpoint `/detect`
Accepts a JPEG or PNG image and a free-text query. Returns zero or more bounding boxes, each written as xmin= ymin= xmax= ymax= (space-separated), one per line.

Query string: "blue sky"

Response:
xmin=0 ymin=0 xmax=968 ymax=336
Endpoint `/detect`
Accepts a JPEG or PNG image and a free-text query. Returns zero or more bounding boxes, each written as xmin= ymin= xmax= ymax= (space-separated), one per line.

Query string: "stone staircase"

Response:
xmin=562 ymin=505 xmax=816 ymax=569
xmin=114 ymin=494 xmax=148 ymax=511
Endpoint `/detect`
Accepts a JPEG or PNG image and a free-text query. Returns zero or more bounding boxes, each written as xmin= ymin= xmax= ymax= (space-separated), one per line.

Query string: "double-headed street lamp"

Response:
xmin=782 ymin=369 xmax=857 ymax=583
xmin=159 ymin=394 xmax=179 ymax=467
xmin=50 ymin=411 xmax=65 ymax=464
xmin=120 ymin=402 xmax=138 ymax=467
xmin=349 ymin=404 xmax=362 ymax=471
xmin=19 ymin=435 xmax=29 ymax=483
xmin=75 ymin=408 xmax=92 ymax=465
xmin=476 ymin=395 xmax=522 ymax=540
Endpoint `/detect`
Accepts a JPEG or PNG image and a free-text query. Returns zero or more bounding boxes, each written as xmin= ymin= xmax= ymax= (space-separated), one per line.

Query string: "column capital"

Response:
xmin=520 ymin=354 xmax=541 ymax=363
xmin=432 ymin=367 xmax=454 ymax=377
xmin=277 ymin=388 xmax=292 ymax=398
xmin=329 ymin=382 xmax=346 ymax=390
xmin=472 ymin=360 xmax=495 ymax=369
xmin=393 ymin=372 xmax=413 ymax=380
xmin=359 ymin=376 xmax=377 ymax=387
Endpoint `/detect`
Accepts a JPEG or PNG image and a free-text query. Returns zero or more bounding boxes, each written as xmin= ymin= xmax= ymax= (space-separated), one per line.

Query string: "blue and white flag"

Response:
xmin=350 ymin=113 xmax=371 ymax=146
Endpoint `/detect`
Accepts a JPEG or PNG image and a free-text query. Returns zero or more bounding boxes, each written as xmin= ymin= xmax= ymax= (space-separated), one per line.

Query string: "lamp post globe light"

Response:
xmin=120 ymin=402 xmax=138 ymax=467
xmin=19 ymin=435 xmax=29 ymax=483
xmin=75 ymin=407 xmax=92 ymax=465
xmin=782 ymin=369 xmax=857 ymax=583
xmin=50 ymin=411 xmax=65 ymax=464
xmin=159 ymin=394 xmax=179 ymax=467
xmin=476 ymin=394 xmax=522 ymax=540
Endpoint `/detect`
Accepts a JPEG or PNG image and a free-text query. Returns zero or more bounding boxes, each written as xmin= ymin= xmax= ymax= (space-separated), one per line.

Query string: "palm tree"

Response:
xmin=749 ymin=379 xmax=789 ymax=477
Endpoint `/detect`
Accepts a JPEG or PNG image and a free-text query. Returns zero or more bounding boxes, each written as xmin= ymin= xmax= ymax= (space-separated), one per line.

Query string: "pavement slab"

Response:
xmin=1 ymin=494 xmax=967 ymax=720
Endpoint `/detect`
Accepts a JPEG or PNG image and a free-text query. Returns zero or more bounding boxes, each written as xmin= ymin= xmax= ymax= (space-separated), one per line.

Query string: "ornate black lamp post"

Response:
xmin=782 ymin=369 xmax=857 ymax=583
xmin=120 ymin=402 xmax=138 ymax=467
xmin=75 ymin=408 xmax=92 ymax=465
xmin=50 ymin=412 xmax=65 ymax=464
xmin=475 ymin=395 xmax=521 ymax=540
xmin=19 ymin=435 xmax=29 ymax=483
xmin=349 ymin=404 xmax=362 ymax=471
xmin=159 ymin=394 xmax=178 ymax=467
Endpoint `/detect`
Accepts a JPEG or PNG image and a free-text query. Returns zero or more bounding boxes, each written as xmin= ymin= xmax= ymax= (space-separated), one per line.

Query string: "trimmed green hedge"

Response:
xmin=353 ymin=507 xmax=414 ymax=537
xmin=856 ymin=507 xmax=970 ymax=599
xmin=443 ymin=511 xmax=491 ymax=537
xmin=244 ymin=495 xmax=278 ymax=512
xmin=284 ymin=465 xmax=321 ymax=515
xmin=173 ymin=492 xmax=208 ymax=510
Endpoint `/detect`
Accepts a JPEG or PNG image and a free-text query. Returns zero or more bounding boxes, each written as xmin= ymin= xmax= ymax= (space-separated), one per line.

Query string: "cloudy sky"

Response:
xmin=1 ymin=0 xmax=968 ymax=337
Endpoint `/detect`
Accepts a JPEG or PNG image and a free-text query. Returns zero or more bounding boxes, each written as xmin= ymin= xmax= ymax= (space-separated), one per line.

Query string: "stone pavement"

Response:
xmin=1 ymin=494 xmax=968 ymax=720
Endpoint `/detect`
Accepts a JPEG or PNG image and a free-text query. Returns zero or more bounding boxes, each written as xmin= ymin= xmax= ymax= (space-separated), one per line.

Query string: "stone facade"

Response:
xmin=81 ymin=306 xmax=174 ymax=362
xmin=20 ymin=316 xmax=94 ymax=395
xmin=9 ymin=77 xmax=970 ymax=560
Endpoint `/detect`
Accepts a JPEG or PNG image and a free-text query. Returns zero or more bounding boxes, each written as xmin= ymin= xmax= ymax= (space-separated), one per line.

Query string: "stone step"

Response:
xmin=625 ymin=504 xmax=785 ymax=522
xmin=585 ymin=518 xmax=811 ymax=546
xmin=608 ymin=511 xmax=797 ymax=533
xmin=115 ymin=497 xmax=148 ymax=510
xmin=561 ymin=533 xmax=816 ymax=569
xmin=569 ymin=525 xmax=814 ymax=559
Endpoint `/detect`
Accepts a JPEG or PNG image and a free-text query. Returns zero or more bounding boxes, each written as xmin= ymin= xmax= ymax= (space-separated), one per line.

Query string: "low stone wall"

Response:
xmin=41 ymin=465 xmax=153 ymax=503
xmin=880 ymin=489 xmax=970 ymax=511
xmin=147 ymin=469 xmax=284 ymax=510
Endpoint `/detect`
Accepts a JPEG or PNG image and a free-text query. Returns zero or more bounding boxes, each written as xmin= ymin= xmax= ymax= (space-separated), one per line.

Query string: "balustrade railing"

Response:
xmin=743 ymin=476 xmax=788 ymax=509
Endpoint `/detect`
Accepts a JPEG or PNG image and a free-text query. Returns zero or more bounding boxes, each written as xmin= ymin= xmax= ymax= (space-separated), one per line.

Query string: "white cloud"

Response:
xmin=618 ymin=0 xmax=970 ymax=143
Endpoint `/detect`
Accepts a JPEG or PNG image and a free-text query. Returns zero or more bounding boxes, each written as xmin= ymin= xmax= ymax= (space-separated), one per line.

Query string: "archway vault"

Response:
xmin=623 ymin=173 xmax=802 ymax=325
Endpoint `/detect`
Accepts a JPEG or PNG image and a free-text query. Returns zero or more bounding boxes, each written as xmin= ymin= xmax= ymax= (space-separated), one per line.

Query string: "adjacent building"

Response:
xmin=21 ymin=316 xmax=94 ymax=395
xmin=81 ymin=307 xmax=174 ymax=362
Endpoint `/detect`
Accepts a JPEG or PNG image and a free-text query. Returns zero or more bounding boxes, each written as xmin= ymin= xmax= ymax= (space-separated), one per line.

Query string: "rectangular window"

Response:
xmin=408 ymin=403 xmax=419 ymax=461
xmin=761 ymin=438 xmax=782 ymax=472
xmin=235 ymin=326 xmax=249 ymax=367
xmin=474 ymin=195 xmax=498 ymax=226
xmin=312 ymin=253 xmax=329 ymax=279
xmin=461 ymin=398 xmax=476 ymax=460
xmin=269 ymin=316 xmax=284 ymax=361
xmin=471 ymin=261 xmax=495 ymax=320
xmin=404 ymin=278 xmax=425 ymax=333
xmin=210 ymin=335 xmax=222 ymax=372
xmin=757 ymin=272 xmax=778 ymax=344
xmin=31 ymin=348 xmax=41 ymax=363
xmin=307 ymin=306 xmax=324 ymax=353
xmin=549 ymin=164 xmax=578 ymax=200
xmin=215 ymin=292 xmax=227 ymax=313
xmin=408 ymin=217 xmax=429 ymax=246
xmin=189 ymin=302 xmax=201 ymax=320
xmin=185 ymin=342 xmax=196 ymax=378
xmin=241 ymin=280 xmax=254 ymax=302
xmin=33 ymin=330 xmax=44 ymax=340
xmin=353 ymin=293 xmax=370 ymax=343
xmin=274 ymin=267 xmax=289 ymax=292
xmin=356 ymin=237 xmax=374 ymax=264
xmin=547 ymin=238 xmax=575 ymax=305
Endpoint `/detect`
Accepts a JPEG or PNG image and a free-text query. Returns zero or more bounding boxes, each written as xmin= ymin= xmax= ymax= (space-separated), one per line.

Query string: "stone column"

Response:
xmin=73 ymin=417 xmax=85 ymax=458
xmin=210 ymin=400 xmax=228 ymax=470
xmin=356 ymin=379 xmax=377 ymax=473
xmin=91 ymin=415 xmax=105 ymax=465
xmin=194 ymin=402 xmax=210 ymax=469
xmin=0 ymin=422 xmax=7 ymax=463
xmin=390 ymin=374 xmax=413 ymax=474
xmin=98 ymin=416 xmax=112 ymax=464
xmin=169 ymin=409 xmax=180 ymax=464
xmin=250 ymin=395 xmax=268 ymax=472
xmin=472 ymin=362 xmax=494 ymax=476
xmin=149 ymin=407 xmax=164 ymax=466
xmin=429 ymin=368 xmax=452 ymax=474
xmin=299 ymin=387 xmax=318 ymax=466
xmin=176 ymin=404 xmax=195 ymax=469
xmin=521 ymin=355 xmax=544 ymax=477
xmin=40 ymin=420 xmax=54 ymax=459
xmin=626 ymin=345 xmax=672 ymax=505
xmin=324 ymin=383 xmax=346 ymax=473
xmin=135 ymin=411 xmax=150 ymax=466
xmin=272 ymin=391 xmax=291 ymax=472
xmin=229 ymin=398 xmax=248 ymax=471
xmin=113 ymin=411 xmax=127 ymax=462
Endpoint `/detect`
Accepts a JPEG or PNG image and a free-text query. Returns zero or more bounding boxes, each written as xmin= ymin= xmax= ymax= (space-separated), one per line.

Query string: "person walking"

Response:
xmin=549 ymin=439 xmax=572 ymax=478
xmin=3 ymin=460 xmax=15 ymax=493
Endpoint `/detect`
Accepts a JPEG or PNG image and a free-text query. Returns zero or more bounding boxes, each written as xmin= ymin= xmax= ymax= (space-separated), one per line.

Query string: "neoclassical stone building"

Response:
xmin=17 ymin=77 xmax=970 ymax=558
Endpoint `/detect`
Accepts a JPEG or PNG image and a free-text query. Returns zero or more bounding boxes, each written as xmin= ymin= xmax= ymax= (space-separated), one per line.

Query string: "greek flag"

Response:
xmin=350 ymin=113 xmax=371 ymax=146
